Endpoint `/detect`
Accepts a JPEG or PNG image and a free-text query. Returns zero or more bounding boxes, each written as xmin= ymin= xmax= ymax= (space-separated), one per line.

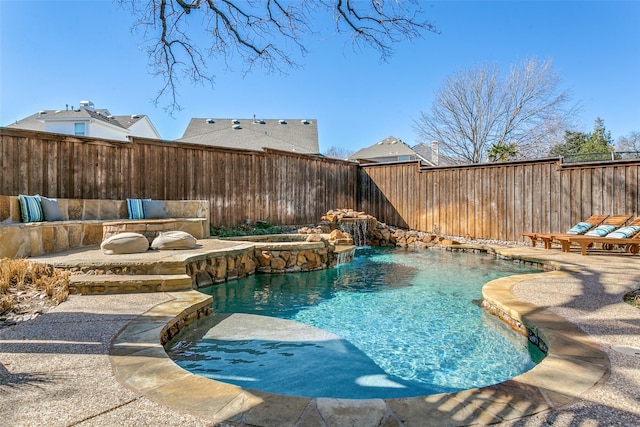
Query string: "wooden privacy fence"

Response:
xmin=0 ymin=128 xmax=358 ymax=227
xmin=3 ymin=127 xmax=639 ymax=241
xmin=358 ymin=159 xmax=640 ymax=241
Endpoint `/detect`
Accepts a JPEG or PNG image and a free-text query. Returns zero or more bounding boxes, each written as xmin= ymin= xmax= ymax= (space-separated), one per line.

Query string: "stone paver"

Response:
xmin=1 ymin=244 xmax=639 ymax=426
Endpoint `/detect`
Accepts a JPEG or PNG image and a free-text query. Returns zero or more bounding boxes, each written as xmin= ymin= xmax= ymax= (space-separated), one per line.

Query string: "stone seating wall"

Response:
xmin=0 ymin=195 xmax=209 ymax=259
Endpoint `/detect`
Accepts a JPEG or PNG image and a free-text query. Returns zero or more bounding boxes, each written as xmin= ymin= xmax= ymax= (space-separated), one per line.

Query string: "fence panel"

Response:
xmin=0 ymin=128 xmax=358 ymax=227
xmin=3 ymin=128 xmax=639 ymax=241
xmin=358 ymin=159 xmax=640 ymax=241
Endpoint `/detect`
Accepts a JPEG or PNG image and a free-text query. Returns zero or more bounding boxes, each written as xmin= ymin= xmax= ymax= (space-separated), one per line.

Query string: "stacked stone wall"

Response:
xmin=298 ymin=208 xmax=461 ymax=249
xmin=187 ymin=238 xmax=354 ymax=289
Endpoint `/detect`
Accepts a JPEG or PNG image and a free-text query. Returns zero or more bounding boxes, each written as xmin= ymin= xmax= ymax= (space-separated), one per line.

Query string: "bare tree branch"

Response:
xmin=323 ymin=145 xmax=354 ymax=160
xmin=118 ymin=0 xmax=436 ymax=113
xmin=414 ymin=58 xmax=577 ymax=164
xmin=617 ymin=131 xmax=640 ymax=153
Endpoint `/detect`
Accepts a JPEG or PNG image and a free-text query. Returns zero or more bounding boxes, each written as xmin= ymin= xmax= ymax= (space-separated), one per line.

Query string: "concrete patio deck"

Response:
xmin=1 ymin=243 xmax=639 ymax=426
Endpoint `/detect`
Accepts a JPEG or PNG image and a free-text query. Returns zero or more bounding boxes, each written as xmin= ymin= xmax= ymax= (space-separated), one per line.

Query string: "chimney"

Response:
xmin=432 ymin=141 xmax=439 ymax=166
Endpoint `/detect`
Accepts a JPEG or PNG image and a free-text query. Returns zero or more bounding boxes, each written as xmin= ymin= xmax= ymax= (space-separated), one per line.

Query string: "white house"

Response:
xmin=348 ymin=136 xmax=433 ymax=164
xmin=7 ymin=101 xmax=161 ymax=141
xmin=348 ymin=137 xmax=454 ymax=166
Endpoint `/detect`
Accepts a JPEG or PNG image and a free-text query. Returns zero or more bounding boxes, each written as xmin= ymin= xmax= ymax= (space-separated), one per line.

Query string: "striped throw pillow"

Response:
xmin=18 ymin=194 xmax=43 ymax=223
xmin=126 ymin=198 xmax=150 ymax=219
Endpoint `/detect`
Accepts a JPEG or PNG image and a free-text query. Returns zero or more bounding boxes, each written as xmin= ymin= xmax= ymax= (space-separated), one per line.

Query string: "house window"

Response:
xmin=398 ymin=155 xmax=411 ymax=161
xmin=74 ymin=123 xmax=85 ymax=136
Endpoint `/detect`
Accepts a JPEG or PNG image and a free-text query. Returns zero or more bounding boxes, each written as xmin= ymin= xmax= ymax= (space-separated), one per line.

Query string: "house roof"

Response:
xmin=412 ymin=142 xmax=457 ymax=166
xmin=178 ymin=118 xmax=319 ymax=154
xmin=7 ymin=108 xmax=149 ymax=132
xmin=348 ymin=136 xmax=420 ymax=162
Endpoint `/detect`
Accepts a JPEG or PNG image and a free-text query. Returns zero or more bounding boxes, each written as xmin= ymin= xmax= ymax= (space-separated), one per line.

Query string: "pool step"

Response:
xmin=69 ymin=274 xmax=193 ymax=295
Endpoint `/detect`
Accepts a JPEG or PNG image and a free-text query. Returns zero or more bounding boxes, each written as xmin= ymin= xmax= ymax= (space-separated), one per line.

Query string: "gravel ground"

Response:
xmin=496 ymin=247 xmax=640 ymax=427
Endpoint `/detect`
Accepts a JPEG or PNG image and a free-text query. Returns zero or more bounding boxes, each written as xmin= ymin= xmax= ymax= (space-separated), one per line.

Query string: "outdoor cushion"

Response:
xmin=151 ymin=231 xmax=197 ymax=250
xmin=101 ymin=232 xmax=149 ymax=255
xmin=585 ymin=224 xmax=617 ymax=237
xmin=566 ymin=222 xmax=593 ymax=234
xmin=126 ymin=198 xmax=150 ymax=219
xmin=143 ymin=200 xmax=168 ymax=219
xmin=39 ymin=196 xmax=64 ymax=221
xmin=18 ymin=194 xmax=43 ymax=223
xmin=605 ymin=225 xmax=640 ymax=239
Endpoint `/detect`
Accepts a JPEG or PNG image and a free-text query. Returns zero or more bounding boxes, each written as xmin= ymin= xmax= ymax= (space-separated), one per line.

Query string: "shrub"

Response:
xmin=0 ymin=259 xmax=70 ymax=315
xmin=210 ymin=221 xmax=291 ymax=237
xmin=624 ymin=289 xmax=640 ymax=308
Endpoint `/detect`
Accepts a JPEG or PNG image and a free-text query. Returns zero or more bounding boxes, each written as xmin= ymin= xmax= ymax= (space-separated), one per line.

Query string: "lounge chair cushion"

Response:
xmin=101 ymin=232 xmax=149 ymax=255
xmin=605 ymin=225 xmax=640 ymax=239
xmin=18 ymin=194 xmax=43 ymax=223
xmin=142 ymin=200 xmax=168 ymax=219
xmin=585 ymin=224 xmax=617 ymax=237
xmin=151 ymin=231 xmax=197 ymax=250
xmin=567 ymin=222 xmax=593 ymax=234
xmin=40 ymin=196 xmax=64 ymax=221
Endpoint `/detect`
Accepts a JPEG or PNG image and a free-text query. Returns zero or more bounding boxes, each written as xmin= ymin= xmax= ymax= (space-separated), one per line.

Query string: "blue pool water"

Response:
xmin=166 ymin=247 xmax=544 ymax=399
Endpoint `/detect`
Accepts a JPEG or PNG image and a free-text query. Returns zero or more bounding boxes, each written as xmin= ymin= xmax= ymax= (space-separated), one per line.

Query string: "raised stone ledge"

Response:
xmin=0 ymin=195 xmax=209 ymax=258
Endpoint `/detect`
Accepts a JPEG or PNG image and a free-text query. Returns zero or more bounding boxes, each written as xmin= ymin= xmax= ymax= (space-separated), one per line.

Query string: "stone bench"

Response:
xmin=0 ymin=196 xmax=210 ymax=259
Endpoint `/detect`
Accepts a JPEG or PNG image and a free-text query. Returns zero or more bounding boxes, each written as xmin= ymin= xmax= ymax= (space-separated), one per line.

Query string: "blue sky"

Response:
xmin=1 ymin=1 xmax=639 ymax=154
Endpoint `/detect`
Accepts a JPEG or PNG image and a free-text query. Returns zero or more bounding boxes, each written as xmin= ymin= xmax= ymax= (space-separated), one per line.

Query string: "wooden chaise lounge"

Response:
xmin=556 ymin=216 xmax=640 ymax=255
xmin=523 ymin=214 xmax=609 ymax=249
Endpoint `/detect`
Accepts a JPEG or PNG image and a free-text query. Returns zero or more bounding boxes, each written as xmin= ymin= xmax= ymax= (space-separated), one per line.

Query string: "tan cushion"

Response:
xmin=101 ymin=232 xmax=149 ymax=255
xmin=151 ymin=231 xmax=197 ymax=250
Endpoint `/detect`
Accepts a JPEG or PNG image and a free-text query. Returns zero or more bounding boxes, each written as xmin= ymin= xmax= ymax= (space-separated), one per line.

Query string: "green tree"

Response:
xmin=581 ymin=117 xmax=613 ymax=153
xmin=550 ymin=118 xmax=614 ymax=161
xmin=487 ymin=141 xmax=518 ymax=162
xmin=549 ymin=130 xmax=588 ymax=156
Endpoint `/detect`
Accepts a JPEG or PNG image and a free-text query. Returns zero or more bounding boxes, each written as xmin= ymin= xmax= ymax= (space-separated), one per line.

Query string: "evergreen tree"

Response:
xmin=549 ymin=118 xmax=614 ymax=161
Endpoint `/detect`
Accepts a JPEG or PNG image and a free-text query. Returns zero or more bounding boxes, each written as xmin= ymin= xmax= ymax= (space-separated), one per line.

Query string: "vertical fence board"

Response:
xmin=626 ymin=166 xmax=638 ymax=214
xmin=466 ymin=169 xmax=476 ymax=238
xmin=614 ymin=166 xmax=627 ymax=214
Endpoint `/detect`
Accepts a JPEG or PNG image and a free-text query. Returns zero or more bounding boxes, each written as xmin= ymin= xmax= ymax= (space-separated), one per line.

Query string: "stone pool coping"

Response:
xmin=109 ymin=245 xmax=609 ymax=426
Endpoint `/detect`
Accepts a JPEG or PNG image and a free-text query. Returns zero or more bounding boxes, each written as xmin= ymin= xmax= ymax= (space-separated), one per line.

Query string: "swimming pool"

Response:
xmin=166 ymin=247 xmax=544 ymax=399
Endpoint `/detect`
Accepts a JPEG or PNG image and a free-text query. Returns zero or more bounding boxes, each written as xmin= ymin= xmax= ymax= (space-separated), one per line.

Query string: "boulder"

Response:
xmin=101 ymin=232 xmax=149 ymax=255
xmin=150 ymin=231 xmax=197 ymax=250
xmin=271 ymin=256 xmax=286 ymax=270
xmin=440 ymin=239 xmax=460 ymax=246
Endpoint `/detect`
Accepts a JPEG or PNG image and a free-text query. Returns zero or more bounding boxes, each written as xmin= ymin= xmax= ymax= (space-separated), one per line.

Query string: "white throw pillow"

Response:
xmin=101 ymin=232 xmax=149 ymax=255
xmin=151 ymin=231 xmax=197 ymax=250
